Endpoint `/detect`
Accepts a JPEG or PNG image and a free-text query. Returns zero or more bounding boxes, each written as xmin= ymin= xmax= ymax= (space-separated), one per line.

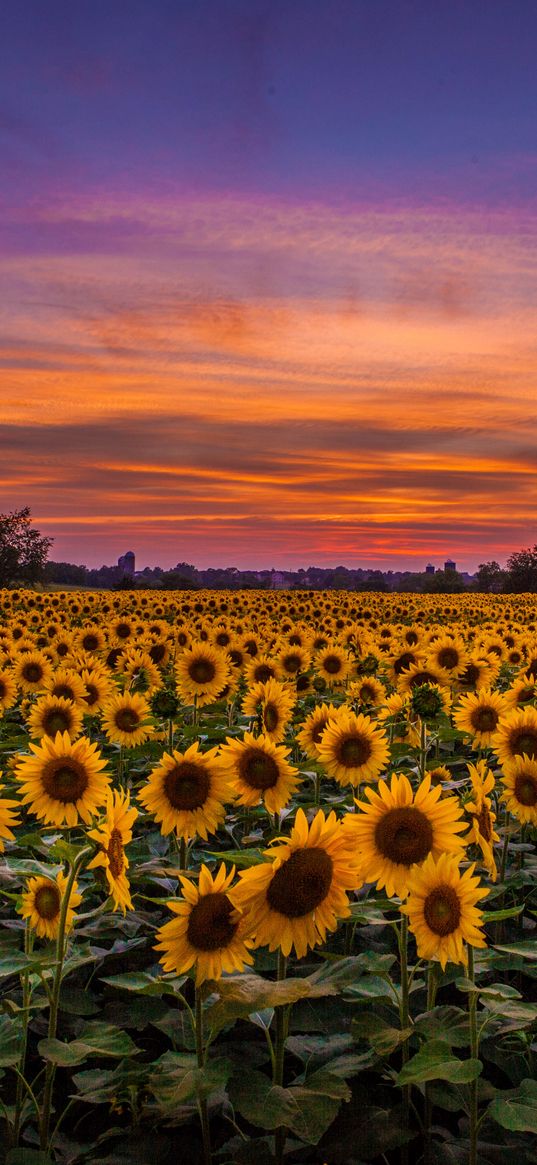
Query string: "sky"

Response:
xmin=2 ymin=0 xmax=537 ymax=572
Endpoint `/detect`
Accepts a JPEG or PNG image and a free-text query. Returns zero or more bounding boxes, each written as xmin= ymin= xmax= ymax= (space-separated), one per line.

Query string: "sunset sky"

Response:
xmin=2 ymin=0 xmax=537 ymax=572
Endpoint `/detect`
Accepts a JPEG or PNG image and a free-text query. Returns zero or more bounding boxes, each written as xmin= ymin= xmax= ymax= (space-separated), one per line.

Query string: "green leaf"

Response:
xmin=205 ymin=972 xmax=338 ymax=1033
xmin=229 ymin=1066 xmax=350 ymax=1144
xmin=352 ymin=1012 xmax=412 ymax=1055
xmin=100 ymin=971 xmax=187 ymax=996
xmin=493 ymin=941 xmax=537 ymax=961
xmin=205 ymin=848 xmax=265 ymax=868
xmin=38 ymin=1022 xmax=139 ymax=1067
xmin=482 ymin=905 xmax=523 ymax=923
xmin=414 ymin=1006 xmax=470 ymax=1048
xmin=396 ymin=1040 xmax=482 ymax=1085
xmin=487 ymin=1079 xmax=537 ymax=1132
xmin=0 ymin=1015 xmax=24 ymax=1067
xmin=149 ymin=1050 xmax=232 ymax=1109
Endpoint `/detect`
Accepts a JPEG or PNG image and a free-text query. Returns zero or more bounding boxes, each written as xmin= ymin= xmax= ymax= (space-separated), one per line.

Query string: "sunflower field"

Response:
xmin=1 ymin=588 xmax=537 ymax=1165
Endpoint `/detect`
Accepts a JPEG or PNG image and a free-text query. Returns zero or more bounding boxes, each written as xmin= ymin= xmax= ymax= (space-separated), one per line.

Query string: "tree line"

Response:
xmin=2 ymin=507 xmax=537 ymax=593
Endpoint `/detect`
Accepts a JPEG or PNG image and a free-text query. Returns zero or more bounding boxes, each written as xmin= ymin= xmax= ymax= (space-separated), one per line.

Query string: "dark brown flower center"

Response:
xmin=52 ymin=684 xmax=75 ymax=700
xmin=283 ymin=653 xmax=302 ymax=674
xmin=263 ymin=704 xmax=279 ymax=732
xmin=311 ymin=717 xmax=329 ymax=743
xmin=323 ymin=655 xmax=342 ymax=675
xmin=116 ymin=623 xmax=132 ymax=640
xmin=470 ymin=706 xmax=498 ymax=733
xmin=253 ymin=664 xmax=275 ymax=683
xmin=188 ymin=658 xmax=216 ymax=685
xmin=514 ymin=773 xmax=537 ymax=806
xmin=84 ymin=684 xmax=99 ymax=707
xmin=374 ymin=806 xmax=433 ymax=866
xmin=0 ymin=680 xmax=6 ymax=698
xmin=186 ymin=891 xmax=238 ymax=950
xmin=476 ymin=806 xmax=493 ymax=842
xmin=43 ymin=709 xmax=71 ymax=736
xmin=517 ymin=687 xmax=535 ymax=704
xmin=107 ymin=828 xmax=125 ymax=878
xmin=238 ymin=748 xmax=280 ymax=790
xmin=115 ymin=707 xmax=140 ymax=732
xmin=437 ymin=647 xmax=459 ymax=670
xmin=42 ymin=758 xmax=89 ymax=803
xmin=423 ymin=885 xmax=461 ymax=936
xmin=23 ymin=663 xmax=43 ymax=683
xmin=337 ymin=733 xmax=372 ymax=768
xmin=149 ymin=643 xmax=167 ymax=664
xmin=394 ymin=652 xmax=416 ymax=676
xmin=215 ymin=632 xmax=231 ymax=646
xmin=163 ymin=762 xmax=210 ymax=810
xmin=35 ymin=882 xmax=61 ymax=921
xmin=409 ymin=670 xmax=438 ymax=689
xmin=83 ymin=634 xmax=99 ymax=651
xmin=267 ymin=847 xmax=334 ymax=917
xmin=460 ymin=663 xmax=480 ymax=687
xmin=509 ymin=730 xmax=537 ymax=759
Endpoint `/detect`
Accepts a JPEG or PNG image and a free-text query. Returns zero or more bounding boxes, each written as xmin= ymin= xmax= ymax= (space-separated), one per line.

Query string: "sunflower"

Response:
xmin=19 ymin=870 xmax=82 ymax=940
xmin=244 ymin=654 xmax=282 ymax=686
xmin=453 ymin=689 xmax=509 ymax=748
xmin=277 ymin=644 xmax=311 ymax=678
xmin=426 ymin=634 xmax=468 ymax=677
xmin=79 ymin=667 xmax=113 ymax=713
xmin=316 ymin=709 xmax=390 ymax=787
xmin=101 ymin=691 xmax=154 ymax=748
xmin=500 ymin=756 xmax=537 ymax=826
xmin=0 ymin=668 xmax=18 ymax=713
xmin=0 ymin=780 xmax=20 ymax=850
xmin=13 ymin=650 xmax=53 ymax=694
xmin=409 ymin=683 xmax=451 ymax=722
xmin=456 ymin=655 xmax=498 ymax=693
xmin=295 ymin=703 xmax=340 ymax=760
xmin=464 ymin=760 xmax=499 ymax=882
xmin=75 ymin=625 xmax=106 ymax=655
xmin=241 ymin=678 xmax=295 ymax=743
xmin=347 ymin=772 xmax=467 ymax=898
xmin=347 ymin=676 xmax=386 ymax=710
xmin=401 ymin=852 xmax=488 ymax=970
xmin=15 ymin=731 xmax=111 ymax=827
xmin=315 ymin=644 xmax=352 ymax=687
xmin=26 ymin=694 xmax=83 ymax=742
xmin=492 ymin=705 xmax=537 ymax=766
xmin=155 ymin=863 xmax=254 ymax=985
xmin=87 ymin=789 xmax=138 ymax=913
xmin=139 ymin=742 xmax=233 ymax=840
xmin=175 ymin=643 xmax=230 ymax=708
xmin=397 ymin=662 xmax=451 ymax=695
xmin=120 ymin=650 xmax=162 ymax=696
xmin=219 ymin=732 xmax=300 ymax=814
xmin=44 ymin=666 xmax=88 ymax=706
xmin=427 ymin=764 xmax=452 ymax=787
xmin=233 ymin=808 xmax=362 ymax=959
xmin=504 ymin=673 xmax=537 ymax=711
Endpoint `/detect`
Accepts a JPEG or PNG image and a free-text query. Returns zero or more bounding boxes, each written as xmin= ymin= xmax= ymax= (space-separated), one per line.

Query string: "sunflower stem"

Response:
xmin=398 ymin=912 xmax=411 ymax=1165
xmin=40 ymin=846 xmax=92 ymax=1152
xmin=274 ymin=950 xmax=288 ymax=1165
xmin=467 ymin=945 xmax=479 ymax=1165
xmin=419 ymin=718 xmax=427 ymax=781
xmin=179 ymin=836 xmax=187 ymax=870
xmin=195 ymin=986 xmax=212 ymax=1165
xmin=13 ymin=921 xmax=33 ymax=1146
xmin=424 ymin=961 xmax=439 ymax=1165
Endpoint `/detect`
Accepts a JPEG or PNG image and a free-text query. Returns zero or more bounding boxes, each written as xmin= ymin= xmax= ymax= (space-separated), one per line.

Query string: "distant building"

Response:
xmin=118 ymin=551 xmax=135 ymax=576
xmin=425 ymin=563 xmax=435 ymax=574
xmin=444 ymin=559 xmax=456 ymax=572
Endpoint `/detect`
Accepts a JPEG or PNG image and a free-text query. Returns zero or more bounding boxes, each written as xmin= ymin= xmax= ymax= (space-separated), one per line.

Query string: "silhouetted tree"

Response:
xmin=504 ymin=545 xmax=537 ymax=592
xmin=0 ymin=508 xmax=52 ymax=587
